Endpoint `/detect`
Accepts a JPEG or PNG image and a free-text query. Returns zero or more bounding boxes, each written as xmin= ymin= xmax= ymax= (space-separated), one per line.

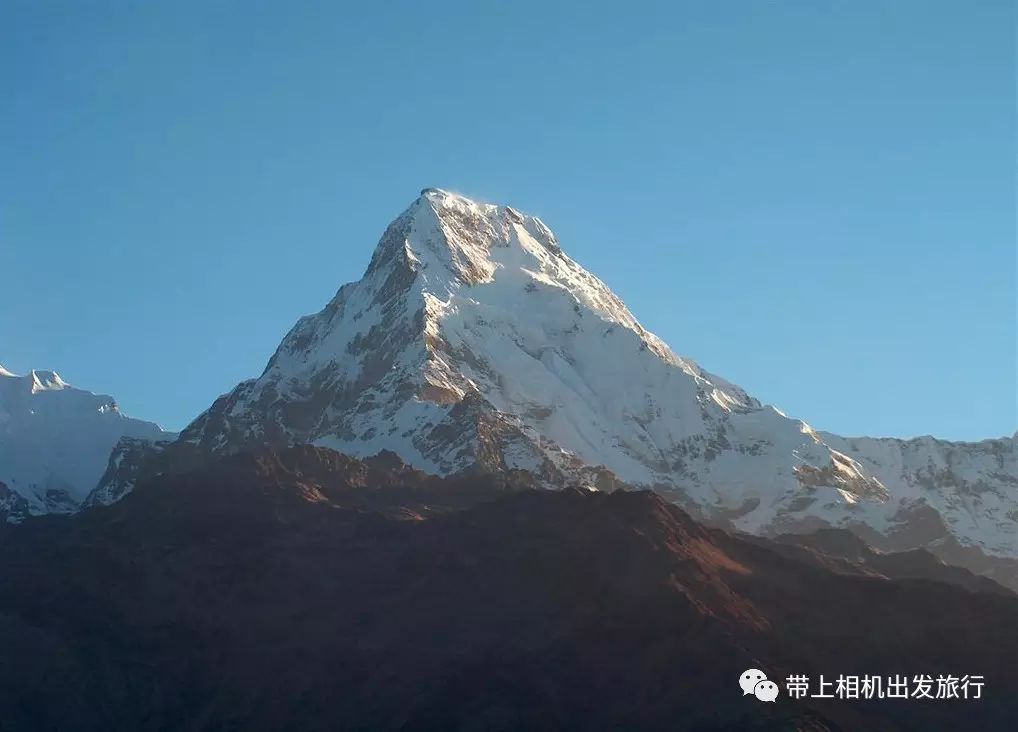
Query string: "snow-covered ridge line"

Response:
xmin=0 ymin=366 xmax=175 ymax=519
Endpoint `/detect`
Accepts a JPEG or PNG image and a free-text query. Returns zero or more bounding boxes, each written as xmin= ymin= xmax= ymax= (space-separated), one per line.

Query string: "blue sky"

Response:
xmin=2 ymin=1 xmax=1014 ymax=440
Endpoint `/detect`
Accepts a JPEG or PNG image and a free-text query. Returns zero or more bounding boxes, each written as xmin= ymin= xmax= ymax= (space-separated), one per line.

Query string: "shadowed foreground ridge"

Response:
xmin=1 ymin=446 xmax=1015 ymax=731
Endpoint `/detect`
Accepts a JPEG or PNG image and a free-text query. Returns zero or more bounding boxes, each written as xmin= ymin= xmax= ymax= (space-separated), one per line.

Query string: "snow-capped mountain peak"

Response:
xmin=0 ymin=366 xmax=175 ymax=518
xmin=95 ymin=189 xmax=1014 ymax=580
xmin=0 ymin=367 xmax=70 ymax=394
xmin=28 ymin=369 xmax=69 ymax=392
xmin=356 ymin=187 xmax=755 ymax=412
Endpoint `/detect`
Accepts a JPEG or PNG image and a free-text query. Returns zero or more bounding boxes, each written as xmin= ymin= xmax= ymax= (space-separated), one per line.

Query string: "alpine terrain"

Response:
xmin=0 ymin=365 xmax=173 ymax=520
xmin=92 ymin=189 xmax=1015 ymax=580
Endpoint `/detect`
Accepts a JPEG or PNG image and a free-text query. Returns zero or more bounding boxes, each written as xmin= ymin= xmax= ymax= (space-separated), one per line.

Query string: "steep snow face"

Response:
xmin=176 ymin=189 xmax=1016 ymax=558
xmin=0 ymin=366 xmax=174 ymax=519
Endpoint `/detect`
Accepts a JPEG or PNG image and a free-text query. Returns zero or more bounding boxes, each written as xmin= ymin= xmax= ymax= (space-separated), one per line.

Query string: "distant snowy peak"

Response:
xmin=0 ymin=367 xmax=69 ymax=395
xmin=165 ymin=188 xmax=1015 ymax=567
xmin=0 ymin=366 xmax=175 ymax=519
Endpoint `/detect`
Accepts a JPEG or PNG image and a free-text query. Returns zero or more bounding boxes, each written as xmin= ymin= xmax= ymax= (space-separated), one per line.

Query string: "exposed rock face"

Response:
xmin=0 ymin=365 xmax=174 ymax=520
xmin=83 ymin=436 xmax=179 ymax=508
xmin=0 ymin=480 xmax=31 ymax=521
xmin=94 ymin=189 xmax=1015 ymax=579
xmin=1 ymin=446 xmax=1015 ymax=731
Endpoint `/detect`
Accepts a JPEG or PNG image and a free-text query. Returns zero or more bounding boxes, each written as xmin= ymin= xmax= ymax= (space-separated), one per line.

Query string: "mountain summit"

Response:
xmin=179 ymin=188 xmax=789 ymax=482
xmin=101 ymin=189 xmax=1016 ymax=574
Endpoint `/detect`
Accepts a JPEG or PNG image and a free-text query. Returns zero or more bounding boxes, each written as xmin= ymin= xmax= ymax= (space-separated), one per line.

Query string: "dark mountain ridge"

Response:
xmin=1 ymin=446 xmax=1015 ymax=731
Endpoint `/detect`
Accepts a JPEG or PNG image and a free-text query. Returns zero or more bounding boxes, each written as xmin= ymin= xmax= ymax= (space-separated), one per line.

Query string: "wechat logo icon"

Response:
xmin=740 ymin=668 xmax=780 ymax=702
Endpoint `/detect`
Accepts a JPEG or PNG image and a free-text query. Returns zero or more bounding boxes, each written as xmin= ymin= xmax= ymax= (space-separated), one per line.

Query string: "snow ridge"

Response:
xmin=0 ymin=367 xmax=175 ymax=518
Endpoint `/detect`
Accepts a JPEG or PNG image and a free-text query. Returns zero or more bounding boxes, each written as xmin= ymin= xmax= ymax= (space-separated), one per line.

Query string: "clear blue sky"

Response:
xmin=2 ymin=1 xmax=1014 ymax=440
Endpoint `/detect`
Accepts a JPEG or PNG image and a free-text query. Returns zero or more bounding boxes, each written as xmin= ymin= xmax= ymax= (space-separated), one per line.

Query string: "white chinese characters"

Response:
xmin=784 ymin=674 xmax=985 ymax=700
